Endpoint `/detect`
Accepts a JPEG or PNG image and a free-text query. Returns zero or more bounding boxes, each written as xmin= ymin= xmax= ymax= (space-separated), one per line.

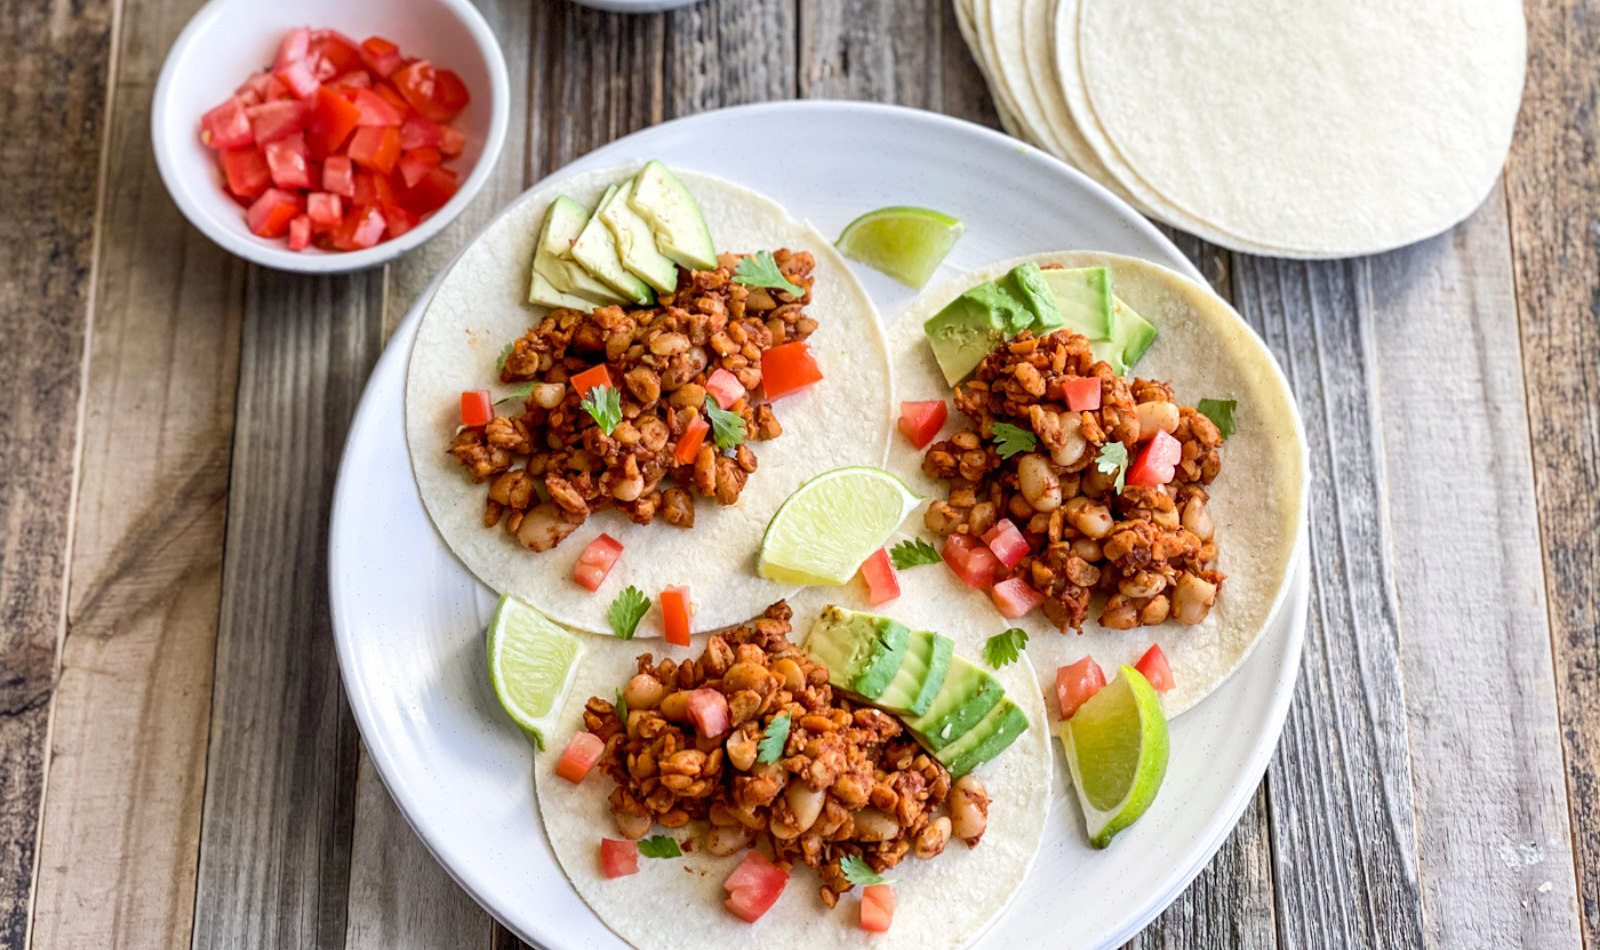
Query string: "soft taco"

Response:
xmin=405 ymin=164 xmax=894 ymax=635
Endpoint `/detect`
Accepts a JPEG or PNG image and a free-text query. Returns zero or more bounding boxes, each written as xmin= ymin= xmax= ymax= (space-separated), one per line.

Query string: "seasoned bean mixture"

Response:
xmin=921 ymin=325 xmax=1225 ymax=631
xmin=449 ymin=251 xmax=818 ymax=551
xmin=583 ymin=602 xmax=991 ymax=906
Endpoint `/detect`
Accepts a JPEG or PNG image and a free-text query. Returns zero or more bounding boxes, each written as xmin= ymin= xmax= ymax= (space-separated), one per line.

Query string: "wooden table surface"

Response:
xmin=1 ymin=0 xmax=1594 ymax=947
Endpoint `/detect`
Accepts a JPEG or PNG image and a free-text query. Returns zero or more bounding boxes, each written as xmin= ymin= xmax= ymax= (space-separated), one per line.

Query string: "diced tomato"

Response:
xmin=859 ymin=547 xmax=900 ymax=606
xmin=327 ymin=70 xmax=373 ymax=93
xmin=309 ymin=30 xmax=364 ymax=77
xmin=1135 ymin=644 xmax=1174 ymax=692
xmin=360 ymin=36 xmax=404 ymax=78
xmin=322 ymin=155 xmax=356 ymax=198
xmin=705 ymin=368 xmax=746 ymax=409
xmin=264 ymin=134 xmax=313 ymax=189
xmin=383 ymin=205 xmax=419 ymax=238
xmin=245 ymin=188 xmax=301 ymax=238
xmin=329 ymin=205 xmax=387 ymax=251
xmin=674 ymin=413 xmax=709 ymax=466
xmin=571 ymin=365 xmax=612 ymax=397
xmin=397 ymin=166 xmax=458 ymax=215
xmin=1126 ymin=429 xmax=1182 ymax=488
xmin=352 ymin=88 xmax=406 ymax=126
xmin=347 ymin=125 xmax=402 ymax=174
xmin=990 ymin=578 xmax=1044 ymax=619
xmin=438 ymin=124 xmax=466 ymax=157
xmin=238 ymin=71 xmax=291 ymax=105
xmin=555 ymin=731 xmax=604 ymax=784
xmin=429 ymin=68 xmax=471 ymax=123
xmin=306 ymin=191 xmax=342 ymax=230
xmin=393 ymin=60 xmax=470 ymax=123
xmin=860 ymin=884 xmax=895 ymax=933
xmin=352 ymin=170 xmax=397 ymax=213
xmin=304 ymin=85 xmax=362 ymax=160
xmin=275 ymin=57 xmax=321 ymax=99
xmin=288 ymin=213 xmax=312 ymax=250
xmin=400 ymin=114 xmax=445 ymax=149
xmin=1064 ymin=377 xmax=1102 ymax=412
xmin=574 ymin=534 xmax=623 ymax=592
xmin=897 ymin=399 xmax=948 ymax=449
xmin=661 ymin=586 xmax=693 ymax=647
xmin=724 ymin=850 xmax=788 ymax=923
xmin=1056 ymin=657 xmax=1107 ymax=719
xmin=246 ymin=99 xmax=307 ymax=145
xmin=219 ymin=146 xmax=272 ymax=198
xmin=273 ymin=27 xmax=310 ymax=70
xmin=397 ymin=148 xmax=441 ymax=188
xmin=942 ymin=534 xmax=1001 ymax=589
xmin=201 ymin=97 xmax=254 ymax=149
xmin=760 ymin=341 xmax=824 ymax=400
xmin=981 ymin=518 xmax=1029 ymax=568
xmin=686 ymin=687 xmax=729 ymax=738
xmin=600 ymin=839 xmax=639 ymax=879
xmin=371 ymin=82 xmax=414 ymax=120
xmin=460 ymin=390 xmax=493 ymax=427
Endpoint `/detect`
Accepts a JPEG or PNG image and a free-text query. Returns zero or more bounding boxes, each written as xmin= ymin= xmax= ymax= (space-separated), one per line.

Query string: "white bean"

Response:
xmin=1017 ymin=453 xmax=1062 ymax=512
xmin=1050 ymin=413 xmax=1088 ymax=466
xmin=1183 ymin=496 xmax=1215 ymax=540
xmin=1172 ymin=573 xmax=1218 ymax=624
xmin=1135 ymin=401 xmax=1180 ymax=441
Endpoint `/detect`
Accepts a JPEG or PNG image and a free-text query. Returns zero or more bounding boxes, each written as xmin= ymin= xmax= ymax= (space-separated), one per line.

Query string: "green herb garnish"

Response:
xmin=496 ymin=342 xmax=514 ymax=373
xmin=1096 ymin=441 xmax=1129 ymax=493
xmin=1197 ymin=398 xmax=1237 ymax=440
xmin=890 ymin=538 xmax=942 ymax=569
xmin=581 ymin=385 xmax=623 ymax=435
xmin=637 ymin=835 xmax=683 ymax=859
xmin=496 ymin=381 xmax=533 ymax=406
xmin=991 ymin=422 xmax=1037 ymax=459
xmin=608 ymin=586 xmax=650 ymax=640
xmin=982 ymin=627 xmax=1029 ymax=669
xmin=705 ymin=396 xmax=747 ymax=450
xmin=615 ymin=688 xmax=629 ymax=723
xmin=840 ymin=854 xmax=896 ymax=886
xmin=732 ymin=251 xmax=804 ymax=297
xmin=757 ymin=714 xmax=791 ymax=764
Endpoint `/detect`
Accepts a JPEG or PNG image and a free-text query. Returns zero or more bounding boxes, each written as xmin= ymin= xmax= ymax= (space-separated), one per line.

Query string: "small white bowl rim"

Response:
xmin=150 ymin=0 xmax=510 ymax=274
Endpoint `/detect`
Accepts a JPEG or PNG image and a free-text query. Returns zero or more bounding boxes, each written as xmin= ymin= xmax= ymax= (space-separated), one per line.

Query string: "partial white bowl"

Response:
xmin=152 ymin=0 xmax=510 ymax=273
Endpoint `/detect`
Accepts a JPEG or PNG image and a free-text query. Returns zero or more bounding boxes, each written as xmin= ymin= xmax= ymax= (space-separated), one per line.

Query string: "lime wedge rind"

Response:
xmin=836 ymin=206 xmax=967 ymax=289
xmin=758 ymin=466 xmax=923 ymax=587
xmin=487 ymin=593 xmax=586 ymax=749
xmin=1060 ymin=665 xmax=1169 ymax=848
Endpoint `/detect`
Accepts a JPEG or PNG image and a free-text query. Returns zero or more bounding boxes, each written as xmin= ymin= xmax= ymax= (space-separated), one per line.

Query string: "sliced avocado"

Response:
xmin=935 ymin=698 xmax=1029 ymax=777
xmin=535 ymin=196 xmax=627 ymax=306
xmin=1113 ymin=295 xmax=1159 ymax=368
xmin=924 ymin=291 xmax=1011 ymax=386
xmin=873 ymin=629 xmax=954 ymax=718
xmin=1011 ymin=262 xmax=1063 ymax=333
xmin=628 ymin=160 xmax=717 ymax=272
xmin=905 ymin=655 xmax=1004 ymax=752
xmin=598 ymin=177 xmax=680 ymax=294
xmin=1040 ymin=267 xmax=1113 ymax=340
xmin=571 ymin=185 xmax=655 ymax=306
xmin=804 ymin=606 xmax=910 ymax=700
xmin=529 ymin=269 xmax=596 ymax=310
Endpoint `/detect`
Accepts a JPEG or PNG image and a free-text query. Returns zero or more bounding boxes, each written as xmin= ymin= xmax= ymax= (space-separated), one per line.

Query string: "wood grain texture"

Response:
xmin=1505 ymin=0 xmax=1600 ymax=940
xmin=26 ymin=1 xmax=243 ymax=947
xmin=189 ymin=269 xmax=382 ymax=950
xmin=0 ymin=0 xmax=114 ymax=944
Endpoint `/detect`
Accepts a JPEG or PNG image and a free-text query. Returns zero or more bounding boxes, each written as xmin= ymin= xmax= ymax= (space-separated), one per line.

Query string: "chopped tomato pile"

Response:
xmin=199 ymin=26 xmax=470 ymax=252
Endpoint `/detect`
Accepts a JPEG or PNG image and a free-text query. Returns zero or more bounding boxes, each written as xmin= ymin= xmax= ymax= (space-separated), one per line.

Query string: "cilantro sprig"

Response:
xmin=756 ymin=714 xmax=791 ymax=764
xmin=890 ymin=538 xmax=942 ymax=569
xmin=496 ymin=380 xmax=534 ymax=406
xmin=705 ymin=396 xmax=747 ymax=450
xmin=991 ymin=422 xmax=1037 ymax=459
xmin=732 ymin=251 xmax=804 ymax=297
xmin=982 ymin=627 xmax=1029 ymax=669
xmin=607 ymin=586 xmax=650 ymax=640
xmin=496 ymin=342 xmax=514 ymax=373
xmin=615 ymin=688 xmax=629 ymax=723
xmin=637 ymin=835 xmax=683 ymax=859
xmin=1096 ymin=441 xmax=1129 ymax=493
xmin=581 ymin=385 xmax=622 ymax=435
xmin=1197 ymin=398 xmax=1237 ymax=440
xmin=840 ymin=854 xmax=896 ymax=886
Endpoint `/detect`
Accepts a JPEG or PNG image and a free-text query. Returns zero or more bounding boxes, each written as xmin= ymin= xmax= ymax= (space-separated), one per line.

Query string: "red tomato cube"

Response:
xmin=245 ymin=99 xmax=307 ymax=145
xmin=400 ymin=114 xmax=444 ymax=150
xmin=288 ymin=214 xmax=312 ymax=251
xmin=438 ymin=124 xmax=466 ymax=157
xmin=674 ymin=414 xmax=710 ymax=467
xmin=555 ymin=731 xmax=604 ymax=784
xmin=309 ymin=30 xmax=364 ymax=77
xmin=571 ymin=365 xmax=611 ymax=397
xmin=460 ymin=390 xmax=493 ymax=427
xmin=859 ymin=884 xmax=895 ymax=933
xmin=859 ymin=547 xmax=900 ymax=606
xmin=760 ymin=341 xmax=824 ymax=400
xmin=352 ymin=171 xmax=396 ymax=213
xmin=219 ymin=146 xmax=272 ymax=198
xmin=1064 ymin=377 xmax=1102 ymax=412
xmin=942 ymin=534 xmax=1000 ymax=589
xmin=245 ymin=188 xmax=301 ymax=238
xmin=327 ymin=70 xmax=373 ymax=93
xmin=394 ymin=60 xmax=468 ymax=123
xmin=201 ymin=97 xmax=255 ymax=149
xmin=347 ymin=125 xmax=402 ymax=174
xmin=600 ymin=839 xmax=639 ymax=879
xmin=990 ymin=578 xmax=1044 ymax=619
xmin=1056 ymin=657 xmax=1107 ymax=719
xmin=359 ymin=36 xmax=404 ymax=78
xmin=264 ymin=134 xmax=313 ymax=189
xmin=661 ymin=586 xmax=693 ymax=647
xmin=275 ymin=57 xmax=321 ymax=99
xmin=724 ymin=850 xmax=788 ymax=923
xmin=705 ymin=368 xmax=746 ymax=409
xmin=306 ymin=192 xmax=342 ymax=231
xmin=1134 ymin=644 xmax=1174 ymax=692
xmin=897 ymin=399 xmax=948 ymax=449
xmin=273 ymin=27 xmax=310 ymax=71
xmin=1126 ymin=430 xmax=1182 ymax=488
xmin=304 ymin=86 xmax=362 ymax=160
xmin=981 ymin=518 xmax=1029 ymax=568
xmin=397 ymin=166 xmax=459 ymax=215
xmin=329 ymin=205 xmax=387 ymax=251
xmin=429 ymin=68 xmax=471 ymax=123
xmin=353 ymin=88 xmax=406 ymax=127
xmin=322 ymin=155 xmax=356 ymax=198
xmin=397 ymin=150 xmax=437 ymax=188
xmin=383 ymin=205 xmax=419 ymax=238
xmin=371 ymin=82 xmax=414 ymax=119
xmin=573 ymin=534 xmax=623 ymax=591
xmin=685 ymin=687 xmax=729 ymax=738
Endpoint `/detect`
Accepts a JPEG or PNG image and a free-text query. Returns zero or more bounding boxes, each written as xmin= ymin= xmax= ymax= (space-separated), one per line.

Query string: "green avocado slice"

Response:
xmin=873 ymin=629 xmax=954 ymax=718
xmin=804 ymin=606 xmax=910 ymax=700
xmin=905 ymin=654 xmax=1004 ymax=752
xmin=935 ymin=698 xmax=1029 ymax=777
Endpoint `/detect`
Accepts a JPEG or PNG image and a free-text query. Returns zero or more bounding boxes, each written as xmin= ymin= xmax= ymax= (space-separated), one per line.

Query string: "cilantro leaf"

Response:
xmin=705 ymin=396 xmax=747 ymax=450
xmin=607 ymin=586 xmax=650 ymax=640
xmin=615 ymin=688 xmax=629 ymax=723
xmin=496 ymin=342 xmax=514 ymax=373
xmin=637 ymin=835 xmax=683 ymax=859
xmin=496 ymin=381 xmax=533 ymax=406
xmin=890 ymin=538 xmax=942 ymax=570
xmin=840 ymin=854 xmax=896 ymax=886
xmin=1096 ymin=441 xmax=1129 ymax=494
xmin=1197 ymin=398 xmax=1237 ymax=440
xmin=732 ymin=251 xmax=804 ymax=297
xmin=982 ymin=627 xmax=1029 ymax=669
xmin=757 ymin=713 xmax=791 ymax=764
xmin=991 ymin=422 xmax=1038 ymax=459
xmin=581 ymin=385 xmax=623 ymax=435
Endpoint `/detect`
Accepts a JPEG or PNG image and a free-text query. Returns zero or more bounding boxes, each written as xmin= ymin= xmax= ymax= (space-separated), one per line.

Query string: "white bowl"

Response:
xmin=152 ymin=0 xmax=510 ymax=273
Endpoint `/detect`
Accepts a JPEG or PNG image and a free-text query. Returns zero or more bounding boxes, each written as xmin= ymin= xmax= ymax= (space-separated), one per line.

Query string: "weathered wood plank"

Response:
xmin=189 ymin=269 xmax=382 ymax=950
xmin=1504 ymin=0 xmax=1600 ymax=941
xmin=0 ymin=0 xmax=115 ymax=944
xmin=26 ymin=1 xmax=243 ymax=947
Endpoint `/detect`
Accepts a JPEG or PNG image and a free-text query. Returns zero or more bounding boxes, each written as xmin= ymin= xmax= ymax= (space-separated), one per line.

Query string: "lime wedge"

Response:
xmin=836 ymin=206 xmax=966 ymax=289
xmin=758 ymin=466 xmax=922 ymax=586
xmin=486 ymin=593 xmax=586 ymax=749
xmin=1060 ymin=665 xmax=1169 ymax=848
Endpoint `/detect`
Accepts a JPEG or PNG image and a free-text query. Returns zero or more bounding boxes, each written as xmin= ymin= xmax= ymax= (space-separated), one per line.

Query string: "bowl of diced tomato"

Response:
xmin=152 ymin=0 xmax=509 ymax=272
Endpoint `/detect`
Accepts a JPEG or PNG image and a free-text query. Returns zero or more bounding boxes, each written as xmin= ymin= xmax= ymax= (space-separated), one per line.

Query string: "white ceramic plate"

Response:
xmin=329 ymin=101 xmax=1308 ymax=950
